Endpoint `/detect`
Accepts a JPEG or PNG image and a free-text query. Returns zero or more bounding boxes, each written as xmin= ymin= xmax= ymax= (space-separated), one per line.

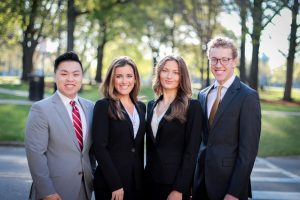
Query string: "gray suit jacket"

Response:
xmin=25 ymin=92 xmax=95 ymax=200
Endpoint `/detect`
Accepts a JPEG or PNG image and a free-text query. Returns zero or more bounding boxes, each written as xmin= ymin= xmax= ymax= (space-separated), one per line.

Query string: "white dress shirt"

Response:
xmin=57 ymin=91 xmax=87 ymax=143
xmin=207 ymin=75 xmax=236 ymax=119
xmin=151 ymin=104 xmax=169 ymax=138
xmin=125 ymin=106 xmax=140 ymax=138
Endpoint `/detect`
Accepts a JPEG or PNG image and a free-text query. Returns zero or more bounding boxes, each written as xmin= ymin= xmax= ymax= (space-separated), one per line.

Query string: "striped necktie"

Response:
xmin=209 ymin=86 xmax=223 ymax=127
xmin=70 ymin=100 xmax=83 ymax=151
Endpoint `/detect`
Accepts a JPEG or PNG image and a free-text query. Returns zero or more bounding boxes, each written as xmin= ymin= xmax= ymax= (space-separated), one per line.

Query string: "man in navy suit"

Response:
xmin=192 ymin=37 xmax=261 ymax=200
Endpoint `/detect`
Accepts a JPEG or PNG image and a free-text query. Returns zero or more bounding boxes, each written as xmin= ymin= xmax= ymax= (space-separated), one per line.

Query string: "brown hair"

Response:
xmin=153 ymin=55 xmax=192 ymax=123
xmin=101 ymin=56 xmax=141 ymax=120
xmin=207 ymin=36 xmax=238 ymax=59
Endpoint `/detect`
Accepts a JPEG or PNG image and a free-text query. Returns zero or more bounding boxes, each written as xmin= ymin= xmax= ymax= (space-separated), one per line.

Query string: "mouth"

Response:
xmin=214 ymin=69 xmax=225 ymax=75
xmin=65 ymin=84 xmax=76 ymax=88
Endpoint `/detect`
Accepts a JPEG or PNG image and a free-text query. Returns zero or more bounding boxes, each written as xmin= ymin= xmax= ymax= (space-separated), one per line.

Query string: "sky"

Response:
xmin=219 ymin=7 xmax=298 ymax=70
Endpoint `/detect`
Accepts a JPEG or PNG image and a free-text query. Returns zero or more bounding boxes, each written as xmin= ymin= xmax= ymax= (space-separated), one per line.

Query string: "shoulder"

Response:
xmin=94 ymin=98 xmax=110 ymax=108
xmin=239 ymin=82 xmax=259 ymax=98
xmin=30 ymin=95 xmax=54 ymax=110
xmin=147 ymin=99 xmax=155 ymax=109
xmin=137 ymin=101 xmax=146 ymax=112
xmin=188 ymin=99 xmax=202 ymax=112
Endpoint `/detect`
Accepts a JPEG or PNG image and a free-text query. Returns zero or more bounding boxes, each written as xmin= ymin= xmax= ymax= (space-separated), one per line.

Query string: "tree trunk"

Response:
xmin=21 ymin=40 xmax=38 ymax=81
xmin=95 ymin=45 xmax=105 ymax=83
xmin=239 ymin=0 xmax=247 ymax=83
xmin=67 ymin=0 xmax=76 ymax=51
xmin=95 ymin=24 xmax=107 ymax=83
xmin=249 ymin=0 xmax=263 ymax=90
xmin=283 ymin=0 xmax=299 ymax=101
xmin=206 ymin=59 xmax=210 ymax=87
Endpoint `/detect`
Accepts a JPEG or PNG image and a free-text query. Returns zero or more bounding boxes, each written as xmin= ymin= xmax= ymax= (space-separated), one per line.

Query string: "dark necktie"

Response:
xmin=209 ymin=86 xmax=223 ymax=127
xmin=70 ymin=100 xmax=83 ymax=151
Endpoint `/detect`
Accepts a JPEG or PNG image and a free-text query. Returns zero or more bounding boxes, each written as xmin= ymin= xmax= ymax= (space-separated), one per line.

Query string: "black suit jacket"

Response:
xmin=92 ymin=98 xmax=146 ymax=193
xmin=193 ymin=77 xmax=261 ymax=200
xmin=145 ymin=98 xmax=204 ymax=195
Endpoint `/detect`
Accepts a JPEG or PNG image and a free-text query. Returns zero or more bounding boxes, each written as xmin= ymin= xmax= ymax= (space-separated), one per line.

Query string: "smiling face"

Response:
xmin=159 ymin=60 xmax=180 ymax=93
xmin=113 ymin=64 xmax=135 ymax=98
xmin=55 ymin=61 xmax=83 ymax=99
xmin=209 ymin=47 xmax=237 ymax=85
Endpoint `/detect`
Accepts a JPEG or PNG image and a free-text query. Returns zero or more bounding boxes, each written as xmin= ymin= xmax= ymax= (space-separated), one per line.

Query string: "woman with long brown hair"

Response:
xmin=144 ymin=55 xmax=204 ymax=200
xmin=92 ymin=56 xmax=146 ymax=200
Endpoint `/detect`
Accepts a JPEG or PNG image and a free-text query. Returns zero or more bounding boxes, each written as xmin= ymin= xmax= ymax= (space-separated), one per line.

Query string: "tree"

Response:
xmin=235 ymin=0 xmax=249 ymax=83
xmin=283 ymin=0 xmax=299 ymax=101
xmin=67 ymin=0 xmax=89 ymax=51
xmin=178 ymin=0 xmax=222 ymax=87
xmin=248 ymin=0 xmax=286 ymax=90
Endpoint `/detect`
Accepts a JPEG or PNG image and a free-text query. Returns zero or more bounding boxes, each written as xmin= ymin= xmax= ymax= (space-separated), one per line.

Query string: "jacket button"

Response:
xmin=78 ymin=171 xmax=82 ymax=175
xmin=131 ymin=148 xmax=135 ymax=153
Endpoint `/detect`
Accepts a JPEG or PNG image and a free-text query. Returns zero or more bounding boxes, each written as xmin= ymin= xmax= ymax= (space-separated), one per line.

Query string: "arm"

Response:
xmin=227 ymin=91 xmax=261 ymax=197
xmin=24 ymin=103 xmax=57 ymax=199
xmin=92 ymin=100 xmax=123 ymax=192
xmin=172 ymin=100 xmax=204 ymax=195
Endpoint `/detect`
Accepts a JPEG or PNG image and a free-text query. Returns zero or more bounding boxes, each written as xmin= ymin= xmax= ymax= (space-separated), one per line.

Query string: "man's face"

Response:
xmin=209 ymin=47 xmax=237 ymax=85
xmin=55 ymin=61 xmax=83 ymax=99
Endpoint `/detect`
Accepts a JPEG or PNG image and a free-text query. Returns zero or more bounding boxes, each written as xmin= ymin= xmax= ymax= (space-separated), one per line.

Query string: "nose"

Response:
xmin=67 ymin=74 xmax=74 ymax=81
xmin=167 ymin=72 xmax=172 ymax=78
xmin=215 ymin=60 xmax=222 ymax=68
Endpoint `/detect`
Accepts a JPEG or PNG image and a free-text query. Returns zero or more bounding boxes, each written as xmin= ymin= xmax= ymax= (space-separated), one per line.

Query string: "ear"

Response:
xmin=232 ymin=57 xmax=238 ymax=68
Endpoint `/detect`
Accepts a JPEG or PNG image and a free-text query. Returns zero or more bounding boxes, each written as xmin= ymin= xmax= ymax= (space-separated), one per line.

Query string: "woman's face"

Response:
xmin=159 ymin=60 xmax=180 ymax=92
xmin=114 ymin=65 xmax=135 ymax=98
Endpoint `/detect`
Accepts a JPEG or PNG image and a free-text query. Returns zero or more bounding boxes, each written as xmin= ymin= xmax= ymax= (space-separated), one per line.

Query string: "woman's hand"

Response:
xmin=111 ymin=188 xmax=124 ymax=200
xmin=167 ymin=190 xmax=182 ymax=200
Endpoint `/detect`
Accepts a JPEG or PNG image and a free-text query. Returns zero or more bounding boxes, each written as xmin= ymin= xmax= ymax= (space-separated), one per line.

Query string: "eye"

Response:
xmin=222 ymin=58 xmax=230 ymax=62
xmin=127 ymin=74 xmax=133 ymax=78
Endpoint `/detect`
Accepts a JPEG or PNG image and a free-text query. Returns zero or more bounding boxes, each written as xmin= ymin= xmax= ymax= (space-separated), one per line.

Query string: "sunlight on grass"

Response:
xmin=258 ymin=115 xmax=300 ymax=157
xmin=0 ymin=105 xmax=31 ymax=141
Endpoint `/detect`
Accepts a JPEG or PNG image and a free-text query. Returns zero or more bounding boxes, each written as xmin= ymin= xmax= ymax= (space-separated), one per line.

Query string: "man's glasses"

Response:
xmin=209 ymin=57 xmax=232 ymax=66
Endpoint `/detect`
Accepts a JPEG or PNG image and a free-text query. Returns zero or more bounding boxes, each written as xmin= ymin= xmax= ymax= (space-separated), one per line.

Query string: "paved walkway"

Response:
xmin=0 ymin=146 xmax=299 ymax=200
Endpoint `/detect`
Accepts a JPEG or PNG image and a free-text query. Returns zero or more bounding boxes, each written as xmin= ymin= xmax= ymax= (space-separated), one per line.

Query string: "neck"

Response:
xmin=162 ymin=90 xmax=177 ymax=105
xmin=119 ymin=95 xmax=132 ymax=105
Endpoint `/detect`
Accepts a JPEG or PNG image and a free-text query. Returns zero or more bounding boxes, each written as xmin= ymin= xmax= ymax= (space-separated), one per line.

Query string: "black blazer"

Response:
xmin=92 ymin=98 xmax=146 ymax=194
xmin=193 ymin=77 xmax=261 ymax=200
xmin=145 ymin=98 xmax=204 ymax=195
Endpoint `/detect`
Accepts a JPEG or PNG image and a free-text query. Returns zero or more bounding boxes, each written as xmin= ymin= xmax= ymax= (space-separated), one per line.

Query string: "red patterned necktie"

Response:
xmin=70 ymin=100 xmax=83 ymax=151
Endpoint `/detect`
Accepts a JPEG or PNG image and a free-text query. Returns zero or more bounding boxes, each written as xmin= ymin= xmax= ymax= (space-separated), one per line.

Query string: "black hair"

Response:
xmin=54 ymin=51 xmax=83 ymax=72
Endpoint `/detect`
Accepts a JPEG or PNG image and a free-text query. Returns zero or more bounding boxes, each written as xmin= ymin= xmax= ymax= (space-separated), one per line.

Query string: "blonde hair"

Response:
xmin=153 ymin=55 xmax=192 ymax=123
xmin=207 ymin=36 xmax=238 ymax=59
xmin=101 ymin=56 xmax=141 ymax=120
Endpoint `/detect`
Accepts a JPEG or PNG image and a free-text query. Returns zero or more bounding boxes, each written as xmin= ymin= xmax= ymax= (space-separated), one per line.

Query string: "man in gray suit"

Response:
xmin=25 ymin=52 xmax=95 ymax=200
xmin=192 ymin=37 xmax=261 ymax=200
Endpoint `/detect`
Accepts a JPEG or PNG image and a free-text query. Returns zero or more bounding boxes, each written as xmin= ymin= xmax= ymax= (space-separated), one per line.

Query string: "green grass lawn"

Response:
xmin=0 ymin=105 xmax=31 ymax=141
xmin=258 ymin=115 xmax=300 ymax=157
xmin=1 ymin=83 xmax=300 ymax=156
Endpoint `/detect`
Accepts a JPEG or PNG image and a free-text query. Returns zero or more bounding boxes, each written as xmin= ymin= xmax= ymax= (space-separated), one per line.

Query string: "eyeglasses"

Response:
xmin=209 ymin=57 xmax=233 ymax=66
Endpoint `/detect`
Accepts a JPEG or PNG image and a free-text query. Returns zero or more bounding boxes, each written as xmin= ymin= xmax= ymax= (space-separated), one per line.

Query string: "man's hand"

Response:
xmin=224 ymin=194 xmax=238 ymax=200
xmin=167 ymin=190 xmax=182 ymax=200
xmin=43 ymin=193 xmax=62 ymax=200
xmin=111 ymin=188 xmax=124 ymax=200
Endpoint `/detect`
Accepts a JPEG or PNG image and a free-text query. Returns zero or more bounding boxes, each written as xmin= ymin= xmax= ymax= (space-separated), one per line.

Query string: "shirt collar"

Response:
xmin=213 ymin=74 xmax=236 ymax=89
xmin=57 ymin=90 xmax=79 ymax=106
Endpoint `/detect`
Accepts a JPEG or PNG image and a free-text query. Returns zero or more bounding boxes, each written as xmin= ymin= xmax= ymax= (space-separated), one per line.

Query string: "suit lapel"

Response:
xmin=120 ymin=103 xmax=135 ymax=140
xmin=210 ymin=77 xmax=240 ymax=130
xmin=147 ymin=100 xmax=157 ymax=144
xmin=134 ymin=103 xmax=145 ymax=142
xmin=52 ymin=92 xmax=81 ymax=151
